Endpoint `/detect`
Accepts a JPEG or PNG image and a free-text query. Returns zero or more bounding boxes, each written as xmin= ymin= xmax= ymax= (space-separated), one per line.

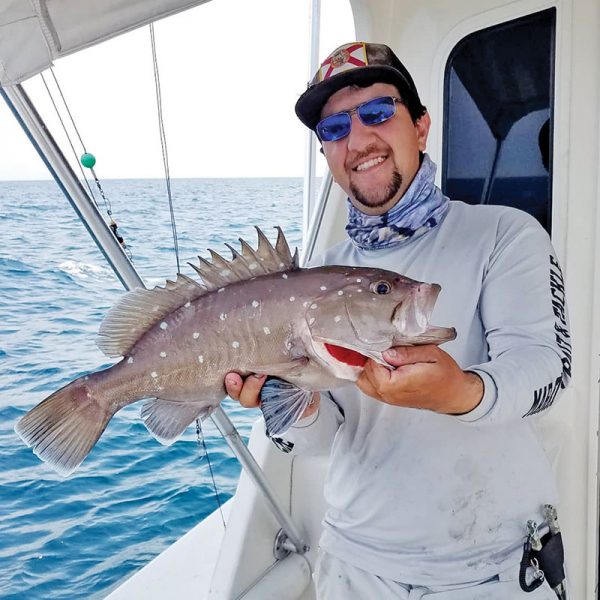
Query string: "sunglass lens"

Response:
xmin=358 ymin=96 xmax=396 ymax=126
xmin=317 ymin=112 xmax=351 ymax=142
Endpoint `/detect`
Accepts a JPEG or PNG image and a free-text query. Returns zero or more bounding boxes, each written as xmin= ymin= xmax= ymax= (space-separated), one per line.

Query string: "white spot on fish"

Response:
xmin=153 ymin=305 xmax=160 ymax=312
xmin=311 ymin=303 xmax=317 ymax=309
xmin=309 ymin=318 xmax=315 ymax=325
xmin=84 ymin=376 xmax=89 ymax=381
xmin=218 ymin=287 xmax=225 ymax=293
xmin=320 ymin=286 xmax=327 ymax=291
xmin=220 ymin=313 xmax=227 ymax=320
xmin=356 ymin=278 xmax=362 ymax=283
xmin=160 ymin=351 xmax=167 ymax=358
xmin=263 ymin=327 xmax=271 ymax=335
xmin=338 ymin=290 xmax=344 ymax=296
xmin=198 ymin=355 xmax=204 ymax=363
xmin=185 ymin=301 xmax=191 ymax=308
xmin=151 ymin=371 xmax=158 ymax=378
xmin=160 ymin=322 xmax=168 ymax=330
xmin=279 ymin=262 xmax=285 ymax=268
xmin=289 ymin=296 xmax=295 ymax=302
xmin=220 ymin=269 xmax=230 ymax=276
xmin=249 ymin=262 xmax=258 ymax=270
xmin=252 ymin=300 xmax=259 ymax=308
xmin=232 ymin=341 xmax=240 ymax=349
xmin=282 ymin=273 xmax=288 ymax=279
xmin=303 ymin=301 xmax=309 ymax=307
xmin=357 ymin=289 xmax=363 ymax=293
xmin=334 ymin=315 xmax=341 ymax=322
xmin=193 ymin=332 xmax=200 ymax=339
xmin=127 ymin=357 xmax=134 ymax=364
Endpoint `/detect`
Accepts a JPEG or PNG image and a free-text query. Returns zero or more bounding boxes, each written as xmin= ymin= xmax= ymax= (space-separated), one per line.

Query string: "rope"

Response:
xmin=150 ymin=23 xmax=181 ymax=273
xmin=196 ymin=419 xmax=227 ymax=529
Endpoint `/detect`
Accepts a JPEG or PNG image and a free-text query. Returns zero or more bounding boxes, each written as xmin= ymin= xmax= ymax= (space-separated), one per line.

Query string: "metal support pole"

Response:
xmin=211 ymin=410 xmax=308 ymax=554
xmin=1 ymin=80 xmax=307 ymax=554
xmin=301 ymin=169 xmax=333 ymax=266
xmin=302 ymin=0 xmax=321 ymax=245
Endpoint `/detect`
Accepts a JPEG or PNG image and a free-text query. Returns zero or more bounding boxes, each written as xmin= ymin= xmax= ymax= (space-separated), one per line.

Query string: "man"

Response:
xmin=225 ymin=42 xmax=570 ymax=599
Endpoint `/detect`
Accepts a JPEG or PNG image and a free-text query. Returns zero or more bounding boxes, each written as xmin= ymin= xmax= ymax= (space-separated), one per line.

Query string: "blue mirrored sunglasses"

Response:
xmin=316 ymin=96 xmax=403 ymax=142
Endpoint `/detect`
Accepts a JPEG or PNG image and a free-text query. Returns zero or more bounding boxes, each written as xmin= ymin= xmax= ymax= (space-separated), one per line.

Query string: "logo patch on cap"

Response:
xmin=318 ymin=42 xmax=368 ymax=81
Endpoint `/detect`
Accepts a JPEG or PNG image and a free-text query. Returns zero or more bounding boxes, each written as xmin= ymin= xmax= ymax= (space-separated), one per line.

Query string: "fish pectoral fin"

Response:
xmin=246 ymin=357 xmax=309 ymax=377
xmin=259 ymin=377 xmax=313 ymax=438
xmin=141 ymin=398 xmax=211 ymax=446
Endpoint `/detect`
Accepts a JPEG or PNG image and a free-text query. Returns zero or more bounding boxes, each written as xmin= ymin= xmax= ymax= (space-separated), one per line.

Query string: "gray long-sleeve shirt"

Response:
xmin=286 ymin=200 xmax=571 ymax=585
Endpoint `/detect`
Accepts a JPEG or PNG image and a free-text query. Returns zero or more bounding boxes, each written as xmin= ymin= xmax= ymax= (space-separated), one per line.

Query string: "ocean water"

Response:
xmin=0 ymin=178 xmax=304 ymax=599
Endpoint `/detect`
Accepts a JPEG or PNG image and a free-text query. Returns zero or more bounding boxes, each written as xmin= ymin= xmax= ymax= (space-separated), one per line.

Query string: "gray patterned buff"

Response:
xmin=345 ymin=154 xmax=449 ymax=250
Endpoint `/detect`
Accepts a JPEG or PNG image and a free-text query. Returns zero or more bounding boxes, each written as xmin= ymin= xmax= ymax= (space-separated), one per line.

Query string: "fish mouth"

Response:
xmin=391 ymin=283 xmax=440 ymax=336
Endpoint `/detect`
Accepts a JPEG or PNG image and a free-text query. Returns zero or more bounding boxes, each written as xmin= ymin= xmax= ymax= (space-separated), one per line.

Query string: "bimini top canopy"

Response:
xmin=0 ymin=0 xmax=210 ymax=86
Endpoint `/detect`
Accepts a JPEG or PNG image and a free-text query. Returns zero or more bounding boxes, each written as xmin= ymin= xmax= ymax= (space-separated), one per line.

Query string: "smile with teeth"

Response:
xmin=355 ymin=155 xmax=386 ymax=172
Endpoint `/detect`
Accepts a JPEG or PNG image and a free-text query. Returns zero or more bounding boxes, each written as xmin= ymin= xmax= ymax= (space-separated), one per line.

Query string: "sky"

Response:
xmin=0 ymin=0 xmax=355 ymax=181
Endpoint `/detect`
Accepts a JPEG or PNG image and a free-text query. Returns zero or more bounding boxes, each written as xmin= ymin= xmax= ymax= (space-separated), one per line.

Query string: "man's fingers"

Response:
xmin=239 ymin=373 xmax=267 ymax=408
xmin=383 ymin=344 xmax=440 ymax=367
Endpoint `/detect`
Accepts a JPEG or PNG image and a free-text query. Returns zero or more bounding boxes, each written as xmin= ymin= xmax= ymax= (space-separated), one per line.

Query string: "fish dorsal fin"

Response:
xmin=97 ymin=274 xmax=207 ymax=358
xmin=188 ymin=226 xmax=298 ymax=291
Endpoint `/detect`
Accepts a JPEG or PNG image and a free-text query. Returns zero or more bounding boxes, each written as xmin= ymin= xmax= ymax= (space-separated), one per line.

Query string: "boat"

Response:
xmin=1 ymin=0 xmax=598 ymax=598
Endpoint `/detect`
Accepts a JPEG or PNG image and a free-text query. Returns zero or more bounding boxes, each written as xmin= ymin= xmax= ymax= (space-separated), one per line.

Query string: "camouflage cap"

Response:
xmin=295 ymin=42 xmax=426 ymax=131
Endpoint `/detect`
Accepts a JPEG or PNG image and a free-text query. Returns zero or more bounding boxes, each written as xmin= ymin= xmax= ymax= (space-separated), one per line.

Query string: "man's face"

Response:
xmin=320 ymin=82 xmax=430 ymax=216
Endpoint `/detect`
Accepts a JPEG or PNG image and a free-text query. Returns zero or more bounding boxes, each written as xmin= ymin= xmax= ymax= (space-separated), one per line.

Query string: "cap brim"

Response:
xmin=295 ymin=65 xmax=413 ymax=131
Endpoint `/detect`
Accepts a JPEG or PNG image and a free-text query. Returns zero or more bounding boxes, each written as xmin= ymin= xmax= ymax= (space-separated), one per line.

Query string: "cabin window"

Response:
xmin=442 ymin=9 xmax=556 ymax=233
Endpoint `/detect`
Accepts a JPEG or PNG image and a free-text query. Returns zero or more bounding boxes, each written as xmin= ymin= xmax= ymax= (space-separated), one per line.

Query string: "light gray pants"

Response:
xmin=314 ymin=552 xmax=558 ymax=599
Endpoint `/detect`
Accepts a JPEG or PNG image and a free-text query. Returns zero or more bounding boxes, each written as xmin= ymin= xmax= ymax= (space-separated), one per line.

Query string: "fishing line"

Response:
xmin=150 ymin=23 xmax=181 ymax=274
xmin=40 ymin=71 xmax=98 ymax=207
xmin=196 ymin=419 xmax=227 ymax=529
xmin=41 ymin=70 xmax=131 ymax=258
xmin=149 ymin=24 xmax=227 ymax=526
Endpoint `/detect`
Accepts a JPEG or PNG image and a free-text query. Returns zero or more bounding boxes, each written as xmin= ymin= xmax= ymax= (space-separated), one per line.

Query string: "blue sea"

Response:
xmin=0 ymin=178 xmax=304 ymax=599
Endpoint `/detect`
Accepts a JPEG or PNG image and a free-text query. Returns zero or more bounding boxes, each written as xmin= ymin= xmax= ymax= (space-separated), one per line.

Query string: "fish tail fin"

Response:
xmin=15 ymin=373 xmax=118 ymax=477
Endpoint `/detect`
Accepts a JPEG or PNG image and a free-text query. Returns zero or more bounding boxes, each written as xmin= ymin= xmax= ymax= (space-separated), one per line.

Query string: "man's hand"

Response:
xmin=225 ymin=373 xmax=320 ymax=419
xmin=358 ymin=345 xmax=483 ymax=415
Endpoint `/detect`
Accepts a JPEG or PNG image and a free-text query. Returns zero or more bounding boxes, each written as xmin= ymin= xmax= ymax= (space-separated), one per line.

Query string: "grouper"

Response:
xmin=15 ymin=227 xmax=455 ymax=476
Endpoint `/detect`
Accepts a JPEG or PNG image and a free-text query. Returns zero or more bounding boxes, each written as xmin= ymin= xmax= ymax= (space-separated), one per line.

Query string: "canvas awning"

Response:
xmin=0 ymin=0 xmax=211 ymax=86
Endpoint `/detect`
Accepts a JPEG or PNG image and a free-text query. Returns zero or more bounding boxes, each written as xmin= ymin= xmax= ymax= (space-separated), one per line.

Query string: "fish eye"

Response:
xmin=371 ymin=280 xmax=392 ymax=295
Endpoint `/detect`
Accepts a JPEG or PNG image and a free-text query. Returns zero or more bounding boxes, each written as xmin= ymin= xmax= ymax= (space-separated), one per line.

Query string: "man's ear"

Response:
xmin=415 ymin=112 xmax=431 ymax=152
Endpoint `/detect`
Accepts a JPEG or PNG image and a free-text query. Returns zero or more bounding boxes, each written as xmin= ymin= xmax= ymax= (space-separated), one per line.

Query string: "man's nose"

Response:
xmin=346 ymin=114 xmax=377 ymax=151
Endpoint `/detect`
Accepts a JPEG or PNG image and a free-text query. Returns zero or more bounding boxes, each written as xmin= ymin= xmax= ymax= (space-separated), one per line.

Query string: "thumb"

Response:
xmin=383 ymin=345 xmax=438 ymax=366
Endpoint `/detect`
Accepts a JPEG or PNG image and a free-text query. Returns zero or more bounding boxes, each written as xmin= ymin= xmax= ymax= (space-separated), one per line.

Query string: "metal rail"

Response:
xmin=1 ymin=81 xmax=307 ymax=554
xmin=301 ymin=0 xmax=321 ymax=243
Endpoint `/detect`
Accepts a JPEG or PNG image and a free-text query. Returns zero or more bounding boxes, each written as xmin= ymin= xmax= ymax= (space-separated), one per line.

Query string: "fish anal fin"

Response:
xmin=141 ymin=398 xmax=210 ymax=445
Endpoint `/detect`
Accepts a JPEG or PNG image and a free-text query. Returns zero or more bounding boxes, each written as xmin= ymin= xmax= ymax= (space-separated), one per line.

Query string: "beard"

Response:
xmin=350 ymin=169 xmax=403 ymax=210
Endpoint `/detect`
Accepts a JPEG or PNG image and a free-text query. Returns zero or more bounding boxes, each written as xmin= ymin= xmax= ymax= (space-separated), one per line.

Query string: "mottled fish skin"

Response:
xmin=14 ymin=228 xmax=455 ymax=475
